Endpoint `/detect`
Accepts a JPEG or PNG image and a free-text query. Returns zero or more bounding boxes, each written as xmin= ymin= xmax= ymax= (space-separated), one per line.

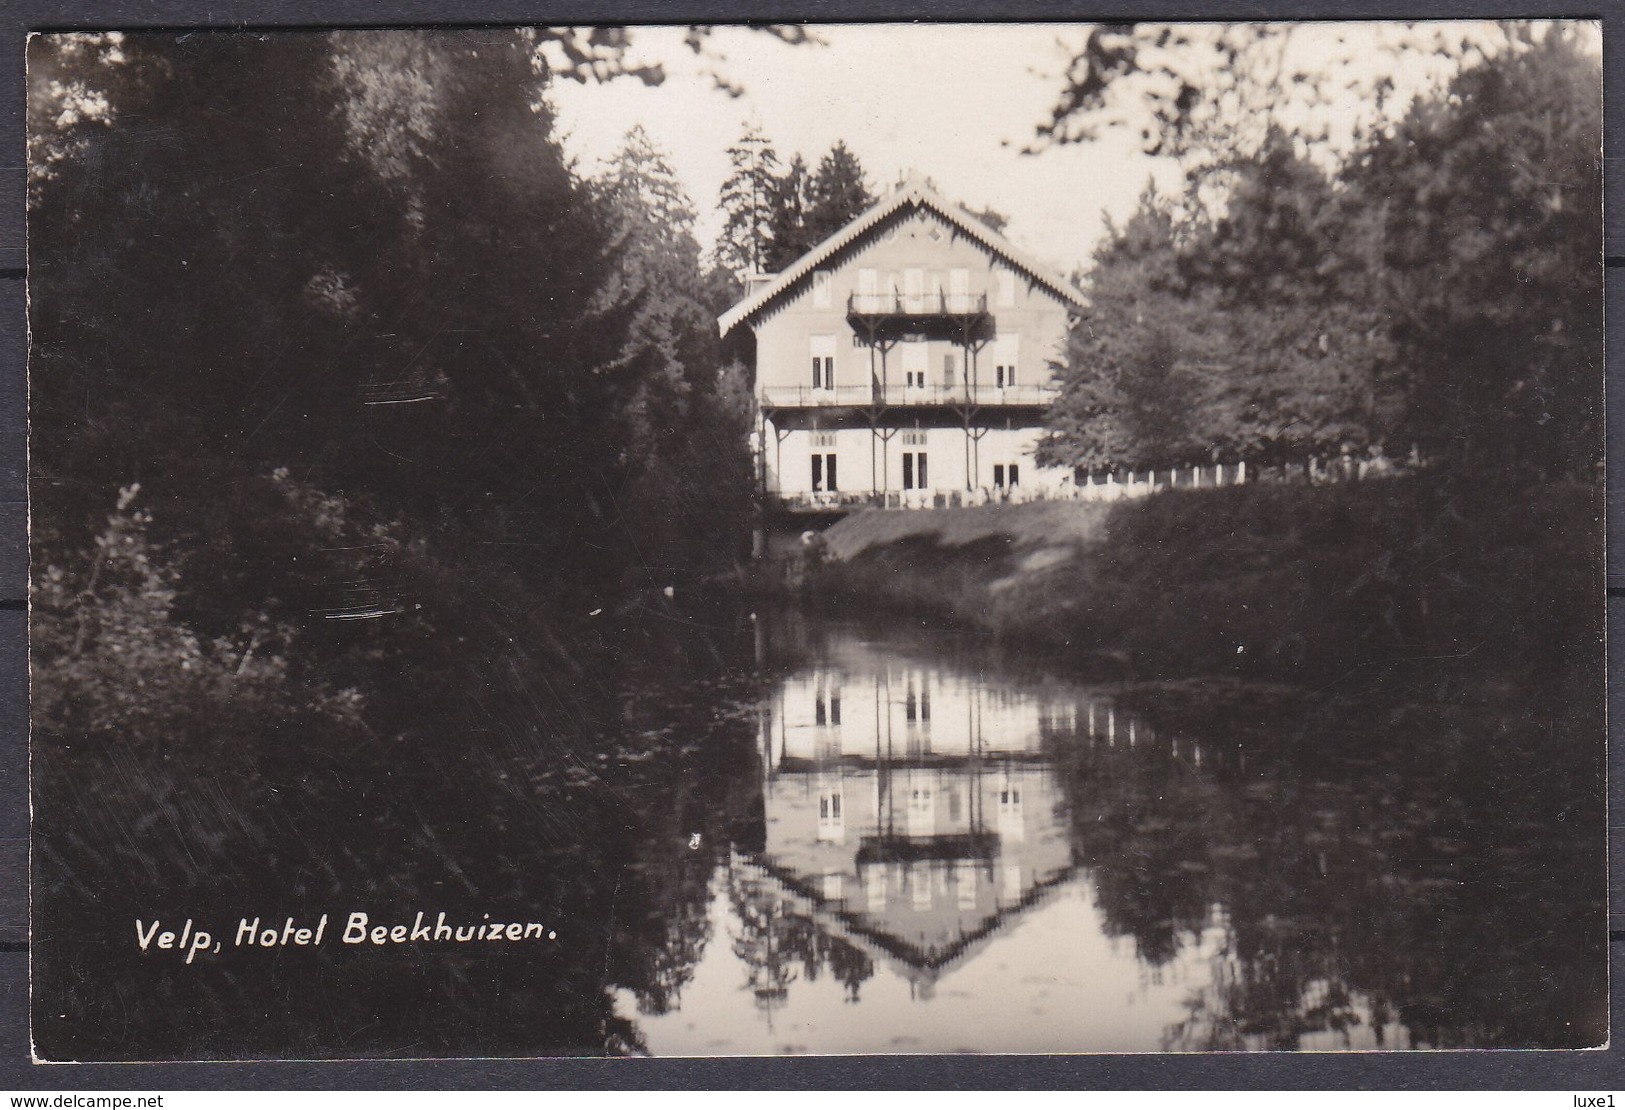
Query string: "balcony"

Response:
xmin=847 ymin=291 xmax=989 ymax=318
xmin=759 ymin=382 xmax=1057 ymax=409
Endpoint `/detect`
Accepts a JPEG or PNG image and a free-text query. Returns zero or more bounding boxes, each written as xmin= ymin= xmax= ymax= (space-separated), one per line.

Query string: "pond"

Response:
xmin=605 ymin=608 xmax=1606 ymax=1055
xmin=30 ymin=602 xmax=1606 ymax=1059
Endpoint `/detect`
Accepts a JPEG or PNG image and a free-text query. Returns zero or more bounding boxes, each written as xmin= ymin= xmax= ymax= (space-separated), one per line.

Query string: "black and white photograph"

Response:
xmin=25 ymin=20 xmax=1605 ymax=1060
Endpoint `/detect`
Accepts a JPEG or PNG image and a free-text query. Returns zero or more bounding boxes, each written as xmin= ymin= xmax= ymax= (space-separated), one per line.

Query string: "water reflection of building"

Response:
xmin=752 ymin=644 xmax=1089 ymax=993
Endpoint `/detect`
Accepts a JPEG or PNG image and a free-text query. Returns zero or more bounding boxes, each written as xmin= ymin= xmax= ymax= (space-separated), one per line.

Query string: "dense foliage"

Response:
xmin=29 ymin=29 xmax=760 ymax=1056
xmin=715 ymin=127 xmax=875 ymax=275
xmin=1041 ymin=24 xmax=1601 ymax=478
xmin=30 ymin=30 xmax=753 ymax=746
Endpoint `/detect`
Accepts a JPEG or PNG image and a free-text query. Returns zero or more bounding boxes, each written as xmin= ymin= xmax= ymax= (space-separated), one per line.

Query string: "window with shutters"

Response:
xmin=904 ymin=268 xmax=924 ymax=311
xmin=900 ymin=340 xmax=928 ymax=390
xmin=996 ymin=268 xmax=1018 ymax=307
xmin=856 ymin=268 xmax=879 ymax=311
xmin=994 ymin=334 xmax=1018 ymax=388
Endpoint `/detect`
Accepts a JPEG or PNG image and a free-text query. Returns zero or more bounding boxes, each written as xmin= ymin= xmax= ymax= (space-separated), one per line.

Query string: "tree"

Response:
xmin=1040 ymin=192 xmax=1214 ymax=471
xmin=716 ymin=123 xmax=782 ymax=275
xmin=1032 ymin=24 xmax=1519 ymax=189
xmin=765 ymin=153 xmax=815 ymax=271
xmin=1185 ymin=133 xmax=1395 ymax=462
xmin=804 ymin=140 xmax=873 ymax=244
xmin=1040 ymin=22 xmax=1599 ymax=477
xmin=1043 ymin=153 xmax=1389 ymax=473
xmin=1345 ymin=25 xmax=1602 ymax=476
xmin=596 ymin=125 xmax=754 ymax=579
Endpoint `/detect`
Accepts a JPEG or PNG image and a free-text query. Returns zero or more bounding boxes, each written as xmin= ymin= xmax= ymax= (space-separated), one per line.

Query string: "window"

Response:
xmin=902 ymin=430 xmax=927 ymax=446
xmin=814 ymin=677 xmax=842 ymax=726
xmin=956 ymin=867 xmax=977 ymax=910
xmin=905 ymin=674 xmax=931 ymax=723
xmin=818 ymin=787 xmax=845 ymax=842
xmin=907 ymin=787 xmax=934 ymax=838
xmin=997 ymin=268 xmax=1018 ymax=307
xmin=993 ymin=463 xmax=1020 ymax=489
xmin=811 ymin=335 xmax=836 ymax=390
xmin=811 ymin=431 xmax=837 ymax=448
xmin=822 ymin=872 xmax=844 ymax=902
xmin=811 ymin=452 xmax=838 ymax=492
xmin=858 ymin=268 xmax=878 ymax=309
xmin=812 ymin=270 xmax=832 ymax=308
xmin=994 ymin=334 xmax=1018 ymax=388
xmin=902 ymin=451 xmax=928 ymax=490
xmin=998 ymin=787 xmax=1025 ymax=845
xmin=900 ymin=340 xmax=928 ymax=390
xmin=866 ymin=867 xmax=887 ymax=911
xmin=912 ymin=864 xmax=933 ymax=909
xmin=943 ymin=352 xmax=959 ymax=388
xmin=904 ymin=268 xmax=924 ymax=310
xmin=949 ymin=268 xmax=970 ymax=310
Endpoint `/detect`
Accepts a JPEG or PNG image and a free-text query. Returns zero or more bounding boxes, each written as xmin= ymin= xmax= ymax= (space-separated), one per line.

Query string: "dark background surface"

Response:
xmin=0 ymin=0 xmax=1621 ymax=1089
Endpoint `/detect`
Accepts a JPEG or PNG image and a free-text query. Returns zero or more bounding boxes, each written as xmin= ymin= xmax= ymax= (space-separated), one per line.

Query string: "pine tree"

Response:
xmin=805 ymin=140 xmax=872 ymax=244
xmin=765 ymin=154 xmax=814 ymax=270
xmin=715 ymin=123 xmax=781 ymax=275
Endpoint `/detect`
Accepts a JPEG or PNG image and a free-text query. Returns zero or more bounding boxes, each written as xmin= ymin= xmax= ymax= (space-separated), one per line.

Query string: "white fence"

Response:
xmin=770 ymin=455 xmax=1407 ymax=513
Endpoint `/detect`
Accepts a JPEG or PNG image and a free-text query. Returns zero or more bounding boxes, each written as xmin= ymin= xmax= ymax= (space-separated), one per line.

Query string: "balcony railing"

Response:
xmin=760 ymin=385 xmax=875 ymax=407
xmin=847 ymin=291 xmax=989 ymax=316
xmin=760 ymin=382 xmax=1057 ymax=408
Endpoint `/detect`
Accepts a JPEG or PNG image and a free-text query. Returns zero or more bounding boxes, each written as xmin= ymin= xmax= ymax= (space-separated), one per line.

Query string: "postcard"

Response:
xmin=26 ymin=21 xmax=1605 ymax=1060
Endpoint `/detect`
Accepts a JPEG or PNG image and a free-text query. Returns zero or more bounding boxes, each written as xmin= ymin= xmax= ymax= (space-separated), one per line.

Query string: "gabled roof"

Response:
xmin=717 ymin=175 xmax=1089 ymax=337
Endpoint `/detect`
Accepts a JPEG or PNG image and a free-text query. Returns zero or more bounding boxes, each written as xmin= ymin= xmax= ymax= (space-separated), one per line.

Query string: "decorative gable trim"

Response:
xmin=718 ymin=177 xmax=1089 ymax=336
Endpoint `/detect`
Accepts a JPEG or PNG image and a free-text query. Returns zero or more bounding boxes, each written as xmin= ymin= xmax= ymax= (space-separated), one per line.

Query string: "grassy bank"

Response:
xmin=808 ymin=476 xmax=1602 ymax=699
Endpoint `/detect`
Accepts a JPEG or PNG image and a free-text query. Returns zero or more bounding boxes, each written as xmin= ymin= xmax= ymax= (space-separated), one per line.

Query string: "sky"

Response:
xmin=544 ymin=21 xmax=1588 ymax=278
xmin=546 ymin=24 xmax=1184 ymax=277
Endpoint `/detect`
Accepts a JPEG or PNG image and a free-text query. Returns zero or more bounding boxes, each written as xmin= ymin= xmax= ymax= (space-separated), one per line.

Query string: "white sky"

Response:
xmin=545 ymin=21 xmax=1583 ymax=277
xmin=547 ymin=24 xmax=1182 ymax=276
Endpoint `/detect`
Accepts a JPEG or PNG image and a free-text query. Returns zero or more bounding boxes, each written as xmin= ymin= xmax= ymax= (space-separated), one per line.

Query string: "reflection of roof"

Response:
xmin=717 ymin=175 xmax=1089 ymax=337
xmin=736 ymin=851 xmax=1076 ymax=991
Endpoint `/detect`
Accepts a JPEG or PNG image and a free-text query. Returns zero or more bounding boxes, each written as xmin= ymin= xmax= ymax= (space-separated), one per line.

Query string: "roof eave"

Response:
xmin=716 ymin=182 xmax=1088 ymax=335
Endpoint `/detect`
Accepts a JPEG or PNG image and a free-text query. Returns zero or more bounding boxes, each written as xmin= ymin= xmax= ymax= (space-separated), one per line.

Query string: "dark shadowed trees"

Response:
xmin=805 ymin=140 xmax=874 ymax=244
xmin=716 ymin=123 xmax=782 ymax=275
xmin=1042 ymin=23 xmax=1599 ymax=478
xmin=717 ymin=130 xmax=874 ymax=275
xmin=1345 ymin=25 xmax=1602 ymax=477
